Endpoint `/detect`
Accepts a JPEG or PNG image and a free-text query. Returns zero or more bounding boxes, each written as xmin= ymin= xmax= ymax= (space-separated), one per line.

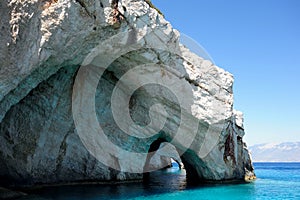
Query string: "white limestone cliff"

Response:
xmin=0 ymin=0 xmax=255 ymax=186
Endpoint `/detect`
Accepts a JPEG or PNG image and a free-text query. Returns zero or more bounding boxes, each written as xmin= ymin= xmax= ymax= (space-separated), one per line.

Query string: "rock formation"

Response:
xmin=149 ymin=143 xmax=182 ymax=170
xmin=0 ymin=0 xmax=255 ymax=187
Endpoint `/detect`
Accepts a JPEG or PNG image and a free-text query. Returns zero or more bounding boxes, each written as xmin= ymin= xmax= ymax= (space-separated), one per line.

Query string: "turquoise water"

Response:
xmin=20 ymin=163 xmax=300 ymax=200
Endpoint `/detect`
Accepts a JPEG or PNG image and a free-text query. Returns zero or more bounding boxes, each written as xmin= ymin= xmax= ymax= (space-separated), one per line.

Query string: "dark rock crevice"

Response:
xmin=223 ymin=125 xmax=236 ymax=165
xmin=75 ymin=0 xmax=93 ymax=18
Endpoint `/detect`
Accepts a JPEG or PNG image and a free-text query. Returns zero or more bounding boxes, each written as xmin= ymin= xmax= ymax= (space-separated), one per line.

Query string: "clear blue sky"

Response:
xmin=152 ymin=0 xmax=300 ymax=145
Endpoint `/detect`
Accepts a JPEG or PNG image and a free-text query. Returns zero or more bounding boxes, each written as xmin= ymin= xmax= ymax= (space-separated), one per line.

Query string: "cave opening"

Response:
xmin=142 ymin=138 xmax=200 ymax=188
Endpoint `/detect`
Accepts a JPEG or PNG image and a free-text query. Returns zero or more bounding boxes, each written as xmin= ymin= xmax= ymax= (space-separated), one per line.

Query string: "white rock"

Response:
xmin=0 ymin=0 xmax=255 ymax=186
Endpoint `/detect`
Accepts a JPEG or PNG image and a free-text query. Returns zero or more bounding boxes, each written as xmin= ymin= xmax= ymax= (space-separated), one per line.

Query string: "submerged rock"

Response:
xmin=0 ymin=0 xmax=255 ymax=187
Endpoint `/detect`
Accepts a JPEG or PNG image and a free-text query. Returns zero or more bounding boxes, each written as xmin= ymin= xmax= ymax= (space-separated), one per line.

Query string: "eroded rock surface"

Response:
xmin=149 ymin=143 xmax=182 ymax=170
xmin=0 ymin=0 xmax=255 ymax=187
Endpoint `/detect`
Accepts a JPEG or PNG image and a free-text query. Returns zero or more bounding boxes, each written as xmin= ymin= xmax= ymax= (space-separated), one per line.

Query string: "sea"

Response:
xmin=19 ymin=162 xmax=300 ymax=200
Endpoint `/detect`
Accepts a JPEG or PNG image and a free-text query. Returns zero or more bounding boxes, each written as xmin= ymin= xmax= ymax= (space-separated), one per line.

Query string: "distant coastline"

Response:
xmin=253 ymin=161 xmax=300 ymax=163
xmin=249 ymin=142 xmax=300 ymax=163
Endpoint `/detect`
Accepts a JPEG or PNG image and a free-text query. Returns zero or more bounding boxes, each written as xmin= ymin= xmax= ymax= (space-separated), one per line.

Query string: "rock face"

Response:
xmin=0 ymin=0 xmax=255 ymax=187
xmin=149 ymin=143 xmax=182 ymax=170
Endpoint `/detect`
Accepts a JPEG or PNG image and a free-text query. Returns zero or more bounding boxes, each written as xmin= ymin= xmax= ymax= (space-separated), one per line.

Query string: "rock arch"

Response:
xmin=0 ymin=0 xmax=255 ymax=187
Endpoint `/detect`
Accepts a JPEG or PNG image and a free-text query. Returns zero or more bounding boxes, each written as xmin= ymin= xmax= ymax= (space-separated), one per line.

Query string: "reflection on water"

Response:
xmin=17 ymin=163 xmax=300 ymax=200
xmin=20 ymin=165 xmax=186 ymax=200
xmin=144 ymin=165 xmax=187 ymax=191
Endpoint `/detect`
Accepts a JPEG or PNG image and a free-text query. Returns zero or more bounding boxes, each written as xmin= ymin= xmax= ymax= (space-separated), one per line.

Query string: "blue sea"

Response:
xmin=20 ymin=163 xmax=300 ymax=200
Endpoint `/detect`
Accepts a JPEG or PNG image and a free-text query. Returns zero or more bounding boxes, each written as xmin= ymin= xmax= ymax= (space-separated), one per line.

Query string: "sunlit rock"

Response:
xmin=0 ymin=0 xmax=255 ymax=186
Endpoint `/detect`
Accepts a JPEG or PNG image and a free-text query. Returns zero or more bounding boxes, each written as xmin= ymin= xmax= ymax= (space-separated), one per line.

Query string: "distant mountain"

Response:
xmin=249 ymin=142 xmax=300 ymax=162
